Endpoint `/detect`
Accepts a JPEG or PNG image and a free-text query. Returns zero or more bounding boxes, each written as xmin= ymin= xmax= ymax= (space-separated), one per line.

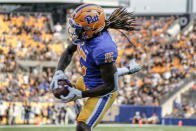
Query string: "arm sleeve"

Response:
xmin=93 ymin=43 xmax=118 ymax=65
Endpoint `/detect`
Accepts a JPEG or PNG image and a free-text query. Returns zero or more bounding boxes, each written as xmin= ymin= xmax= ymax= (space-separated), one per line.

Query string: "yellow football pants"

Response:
xmin=75 ymin=76 xmax=117 ymax=129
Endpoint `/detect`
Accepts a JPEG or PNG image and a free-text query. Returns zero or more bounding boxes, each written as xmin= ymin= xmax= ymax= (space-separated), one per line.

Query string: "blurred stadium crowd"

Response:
xmin=0 ymin=12 xmax=196 ymax=124
xmin=0 ymin=13 xmax=63 ymax=72
xmin=116 ymin=17 xmax=195 ymax=106
xmin=0 ymin=101 xmax=74 ymax=125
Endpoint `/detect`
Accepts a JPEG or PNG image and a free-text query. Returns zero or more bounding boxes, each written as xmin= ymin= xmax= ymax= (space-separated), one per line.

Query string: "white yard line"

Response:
xmin=0 ymin=124 xmax=159 ymax=128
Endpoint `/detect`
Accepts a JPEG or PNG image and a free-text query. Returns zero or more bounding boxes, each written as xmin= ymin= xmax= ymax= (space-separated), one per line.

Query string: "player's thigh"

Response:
xmin=77 ymin=91 xmax=117 ymax=129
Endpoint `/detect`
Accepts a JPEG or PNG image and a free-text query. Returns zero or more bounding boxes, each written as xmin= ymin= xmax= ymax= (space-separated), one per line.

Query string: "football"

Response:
xmin=53 ymin=80 xmax=72 ymax=99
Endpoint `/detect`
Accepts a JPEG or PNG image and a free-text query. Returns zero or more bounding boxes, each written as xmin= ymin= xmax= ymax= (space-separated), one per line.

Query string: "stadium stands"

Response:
xmin=0 ymin=12 xmax=196 ymax=125
xmin=168 ymin=83 xmax=196 ymax=118
xmin=0 ymin=13 xmax=63 ymax=65
xmin=115 ymin=17 xmax=195 ymax=107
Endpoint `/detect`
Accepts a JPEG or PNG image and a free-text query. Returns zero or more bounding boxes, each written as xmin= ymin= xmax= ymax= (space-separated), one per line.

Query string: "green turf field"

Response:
xmin=0 ymin=124 xmax=196 ymax=131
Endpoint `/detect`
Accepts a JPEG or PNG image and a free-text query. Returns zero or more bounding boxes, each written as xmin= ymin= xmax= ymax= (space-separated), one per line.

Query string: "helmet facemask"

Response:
xmin=68 ymin=19 xmax=90 ymax=44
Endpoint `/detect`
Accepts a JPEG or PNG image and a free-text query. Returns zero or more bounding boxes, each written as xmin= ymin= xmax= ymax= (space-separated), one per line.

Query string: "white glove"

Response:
xmin=117 ymin=59 xmax=142 ymax=76
xmin=50 ymin=70 xmax=68 ymax=91
xmin=127 ymin=59 xmax=142 ymax=74
xmin=60 ymin=86 xmax=82 ymax=103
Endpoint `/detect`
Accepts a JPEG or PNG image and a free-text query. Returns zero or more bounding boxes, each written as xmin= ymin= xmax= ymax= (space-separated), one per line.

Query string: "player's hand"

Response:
xmin=50 ymin=70 xmax=68 ymax=91
xmin=60 ymin=86 xmax=82 ymax=103
xmin=127 ymin=59 xmax=142 ymax=74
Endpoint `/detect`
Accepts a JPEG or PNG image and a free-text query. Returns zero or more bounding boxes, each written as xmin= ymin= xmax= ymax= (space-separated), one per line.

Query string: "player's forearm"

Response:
xmin=57 ymin=44 xmax=77 ymax=71
xmin=82 ymin=84 xmax=115 ymax=97
xmin=82 ymin=71 xmax=118 ymax=98
xmin=57 ymin=50 xmax=73 ymax=71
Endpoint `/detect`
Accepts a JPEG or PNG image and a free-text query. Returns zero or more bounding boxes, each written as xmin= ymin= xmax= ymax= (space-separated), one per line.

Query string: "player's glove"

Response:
xmin=50 ymin=70 xmax=68 ymax=91
xmin=60 ymin=86 xmax=82 ymax=103
xmin=127 ymin=59 xmax=142 ymax=74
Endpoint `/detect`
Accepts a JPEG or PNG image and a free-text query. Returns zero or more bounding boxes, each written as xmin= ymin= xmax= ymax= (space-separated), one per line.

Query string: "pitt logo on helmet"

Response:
xmin=69 ymin=4 xmax=105 ymax=44
xmin=84 ymin=15 xmax=99 ymax=24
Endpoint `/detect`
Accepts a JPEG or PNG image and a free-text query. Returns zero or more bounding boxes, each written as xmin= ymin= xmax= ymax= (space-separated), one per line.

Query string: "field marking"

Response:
xmin=0 ymin=124 xmax=173 ymax=128
xmin=0 ymin=125 xmax=73 ymax=128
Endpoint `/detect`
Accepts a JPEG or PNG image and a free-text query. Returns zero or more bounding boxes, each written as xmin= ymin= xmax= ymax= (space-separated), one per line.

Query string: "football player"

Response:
xmin=50 ymin=4 xmax=140 ymax=131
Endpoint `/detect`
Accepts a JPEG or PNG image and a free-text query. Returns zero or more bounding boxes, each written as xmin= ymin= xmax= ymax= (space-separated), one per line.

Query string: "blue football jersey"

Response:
xmin=76 ymin=30 xmax=118 ymax=89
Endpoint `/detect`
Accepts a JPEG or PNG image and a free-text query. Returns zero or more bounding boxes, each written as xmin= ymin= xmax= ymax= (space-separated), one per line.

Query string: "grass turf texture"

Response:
xmin=0 ymin=124 xmax=196 ymax=131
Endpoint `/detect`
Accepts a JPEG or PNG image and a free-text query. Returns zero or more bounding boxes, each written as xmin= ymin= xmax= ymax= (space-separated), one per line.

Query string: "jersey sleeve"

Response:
xmin=93 ymin=42 xmax=118 ymax=65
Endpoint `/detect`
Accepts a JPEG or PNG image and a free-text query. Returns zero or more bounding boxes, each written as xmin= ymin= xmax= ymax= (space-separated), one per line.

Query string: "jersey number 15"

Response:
xmin=105 ymin=52 xmax=113 ymax=63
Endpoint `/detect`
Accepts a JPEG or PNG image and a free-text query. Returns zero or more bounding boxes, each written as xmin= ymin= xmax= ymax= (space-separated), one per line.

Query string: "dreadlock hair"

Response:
xmin=104 ymin=8 xmax=137 ymax=46
xmin=105 ymin=8 xmax=136 ymax=31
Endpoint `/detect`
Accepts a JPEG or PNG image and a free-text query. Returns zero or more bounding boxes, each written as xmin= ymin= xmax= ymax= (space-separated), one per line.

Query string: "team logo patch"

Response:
xmin=84 ymin=15 xmax=99 ymax=24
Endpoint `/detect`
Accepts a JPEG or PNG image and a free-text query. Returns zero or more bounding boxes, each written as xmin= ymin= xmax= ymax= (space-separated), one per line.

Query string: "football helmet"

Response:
xmin=68 ymin=4 xmax=105 ymax=44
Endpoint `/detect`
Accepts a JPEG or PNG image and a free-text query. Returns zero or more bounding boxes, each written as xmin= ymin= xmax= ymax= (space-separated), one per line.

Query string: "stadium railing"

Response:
xmin=160 ymin=74 xmax=195 ymax=105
